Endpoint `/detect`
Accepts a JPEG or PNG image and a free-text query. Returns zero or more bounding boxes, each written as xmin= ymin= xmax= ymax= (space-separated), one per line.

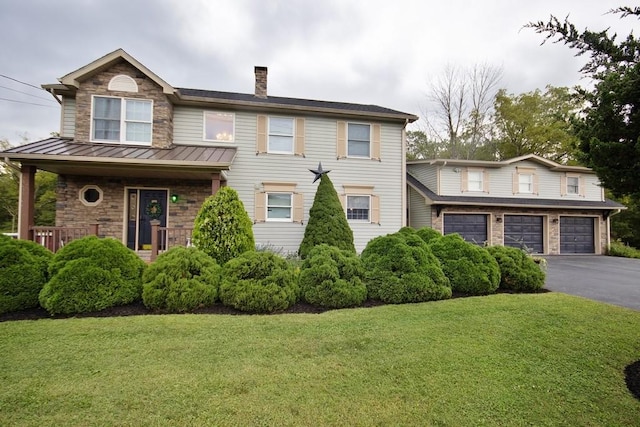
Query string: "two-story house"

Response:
xmin=3 ymin=49 xmax=417 ymax=255
xmin=407 ymin=155 xmax=625 ymax=254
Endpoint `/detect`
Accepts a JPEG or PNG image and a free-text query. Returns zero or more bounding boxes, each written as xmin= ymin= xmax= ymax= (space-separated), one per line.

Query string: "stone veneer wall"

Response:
xmin=430 ymin=205 xmax=608 ymax=255
xmin=74 ymin=61 xmax=173 ymax=148
xmin=56 ymin=175 xmax=214 ymax=242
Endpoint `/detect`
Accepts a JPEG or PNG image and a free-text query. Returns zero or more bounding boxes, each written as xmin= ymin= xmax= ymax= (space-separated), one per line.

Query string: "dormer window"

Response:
xmin=91 ymin=96 xmax=152 ymax=144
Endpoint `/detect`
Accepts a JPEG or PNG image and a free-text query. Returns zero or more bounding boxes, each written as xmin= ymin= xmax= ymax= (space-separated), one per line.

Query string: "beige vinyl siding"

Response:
xmin=407 ymin=164 xmax=438 ymax=193
xmin=408 ymin=186 xmax=432 ymax=229
xmin=61 ymin=97 xmax=76 ymax=138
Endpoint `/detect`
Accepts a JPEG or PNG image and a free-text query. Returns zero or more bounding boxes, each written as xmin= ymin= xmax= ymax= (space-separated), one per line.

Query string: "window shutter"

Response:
xmin=461 ymin=169 xmax=468 ymax=192
xmin=512 ymin=172 xmax=518 ymax=194
xmin=483 ymin=170 xmax=490 ymax=193
xmin=254 ymin=192 xmax=266 ymax=223
xmin=371 ymin=195 xmax=380 ymax=224
xmin=371 ymin=124 xmax=381 ymax=161
xmin=579 ymin=176 xmax=586 ymax=197
xmin=293 ymin=193 xmax=304 ymax=223
xmin=295 ymin=118 xmax=305 ymax=156
xmin=532 ymin=174 xmax=539 ymax=195
xmin=560 ymin=175 xmax=567 ymax=196
xmin=337 ymin=121 xmax=347 ymax=159
xmin=256 ymin=115 xmax=267 ymax=154
xmin=339 ymin=194 xmax=346 ymax=209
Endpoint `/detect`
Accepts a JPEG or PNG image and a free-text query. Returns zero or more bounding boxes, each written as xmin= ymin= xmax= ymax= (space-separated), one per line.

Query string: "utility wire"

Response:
xmin=0 ymin=74 xmax=43 ymax=91
xmin=0 ymin=97 xmax=58 ymax=108
xmin=0 ymin=85 xmax=57 ymax=102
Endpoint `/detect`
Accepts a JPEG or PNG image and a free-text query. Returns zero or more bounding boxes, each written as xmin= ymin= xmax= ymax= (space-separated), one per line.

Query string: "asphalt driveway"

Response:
xmin=544 ymin=255 xmax=640 ymax=311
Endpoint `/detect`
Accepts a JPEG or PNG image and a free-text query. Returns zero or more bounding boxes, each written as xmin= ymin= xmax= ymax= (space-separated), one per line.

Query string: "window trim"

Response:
xmin=347 ymin=122 xmax=371 ymax=158
xmin=267 ymin=116 xmax=295 ymax=154
xmin=513 ymin=167 xmax=538 ymax=195
xmin=346 ymin=194 xmax=371 ymax=222
xmin=90 ymin=95 xmax=153 ymax=145
xmin=203 ymin=111 xmax=235 ymax=142
xmin=266 ymin=192 xmax=293 ymax=222
xmin=79 ymin=185 xmax=103 ymax=207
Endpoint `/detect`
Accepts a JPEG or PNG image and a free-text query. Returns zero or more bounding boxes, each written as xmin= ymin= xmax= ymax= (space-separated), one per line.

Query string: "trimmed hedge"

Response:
xmin=39 ymin=236 xmax=146 ymax=315
xmin=142 ymin=246 xmax=221 ymax=312
xmin=429 ymin=234 xmax=500 ymax=295
xmin=0 ymin=239 xmax=52 ymax=314
xmin=192 ymin=187 xmax=255 ymax=265
xmin=487 ymin=245 xmax=546 ymax=292
xmin=361 ymin=231 xmax=451 ymax=304
xmin=220 ymin=251 xmax=299 ymax=313
xmin=415 ymin=227 xmax=442 ymax=244
xmin=299 ymin=244 xmax=367 ymax=308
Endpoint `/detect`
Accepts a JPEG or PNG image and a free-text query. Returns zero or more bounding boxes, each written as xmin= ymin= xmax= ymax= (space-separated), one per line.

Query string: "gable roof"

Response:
xmin=407 ymin=154 xmax=592 ymax=173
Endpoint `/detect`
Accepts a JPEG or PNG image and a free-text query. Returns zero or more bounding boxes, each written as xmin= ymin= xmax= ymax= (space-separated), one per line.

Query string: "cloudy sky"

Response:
xmin=0 ymin=0 xmax=634 ymax=145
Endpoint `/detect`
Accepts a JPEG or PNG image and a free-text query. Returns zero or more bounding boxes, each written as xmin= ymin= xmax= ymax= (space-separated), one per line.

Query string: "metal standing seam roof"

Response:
xmin=2 ymin=138 xmax=237 ymax=167
xmin=407 ymin=173 xmax=626 ymax=210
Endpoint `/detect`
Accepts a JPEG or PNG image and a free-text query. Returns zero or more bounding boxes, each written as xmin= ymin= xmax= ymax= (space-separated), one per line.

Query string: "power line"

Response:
xmin=0 ymin=85 xmax=57 ymax=103
xmin=0 ymin=74 xmax=43 ymax=91
xmin=0 ymin=97 xmax=58 ymax=108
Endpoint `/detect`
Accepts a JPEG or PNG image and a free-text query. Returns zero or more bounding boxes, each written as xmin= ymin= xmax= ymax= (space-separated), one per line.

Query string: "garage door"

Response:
xmin=504 ymin=215 xmax=544 ymax=253
xmin=444 ymin=214 xmax=487 ymax=245
xmin=560 ymin=217 xmax=595 ymax=254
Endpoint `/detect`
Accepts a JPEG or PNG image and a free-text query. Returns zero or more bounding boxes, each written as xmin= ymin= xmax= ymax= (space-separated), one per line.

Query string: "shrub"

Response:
xmin=607 ymin=240 xmax=640 ymax=259
xmin=429 ymin=234 xmax=500 ymax=295
xmin=299 ymin=173 xmax=355 ymax=259
xmin=220 ymin=251 xmax=299 ymax=313
xmin=39 ymin=236 xmax=145 ymax=315
xmin=415 ymin=227 xmax=442 ymax=244
xmin=142 ymin=246 xmax=221 ymax=312
xmin=486 ymin=246 xmax=546 ymax=292
xmin=299 ymin=244 xmax=367 ymax=308
xmin=361 ymin=232 xmax=451 ymax=304
xmin=192 ymin=187 xmax=255 ymax=265
xmin=0 ymin=239 xmax=52 ymax=314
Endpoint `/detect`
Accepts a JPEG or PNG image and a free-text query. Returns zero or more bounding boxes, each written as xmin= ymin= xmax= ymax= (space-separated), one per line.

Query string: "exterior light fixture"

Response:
xmin=170 ymin=194 xmax=179 ymax=203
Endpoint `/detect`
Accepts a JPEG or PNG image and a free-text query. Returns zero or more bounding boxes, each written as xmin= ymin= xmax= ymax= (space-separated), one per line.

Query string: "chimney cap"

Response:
xmin=254 ymin=66 xmax=268 ymax=73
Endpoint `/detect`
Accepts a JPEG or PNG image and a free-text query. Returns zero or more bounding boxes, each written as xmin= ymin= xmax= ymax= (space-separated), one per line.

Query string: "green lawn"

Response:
xmin=1 ymin=293 xmax=639 ymax=426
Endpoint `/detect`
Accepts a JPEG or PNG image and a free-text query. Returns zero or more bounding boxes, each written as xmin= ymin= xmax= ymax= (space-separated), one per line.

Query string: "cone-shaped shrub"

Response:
xmin=300 ymin=244 xmax=367 ymax=308
xmin=220 ymin=251 xmax=299 ymax=313
xmin=142 ymin=246 xmax=221 ymax=312
xmin=361 ymin=231 xmax=451 ymax=304
xmin=39 ymin=236 xmax=145 ymax=315
xmin=299 ymin=173 xmax=355 ymax=259
xmin=487 ymin=245 xmax=546 ymax=292
xmin=429 ymin=233 xmax=500 ymax=295
xmin=0 ymin=239 xmax=52 ymax=314
xmin=192 ymin=186 xmax=255 ymax=265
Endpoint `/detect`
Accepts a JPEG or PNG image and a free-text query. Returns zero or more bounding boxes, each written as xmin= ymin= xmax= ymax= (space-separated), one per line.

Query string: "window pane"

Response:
xmin=347 ymin=196 xmax=370 ymax=220
xmin=567 ymin=177 xmax=579 ymax=194
xmin=519 ymin=174 xmax=533 ymax=193
xmin=204 ymin=112 xmax=234 ymax=141
xmin=268 ymin=193 xmax=291 ymax=207
xmin=468 ymin=171 xmax=483 ymax=191
xmin=269 ymin=135 xmax=293 ymax=152
xmin=94 ymin=97 xmax=120 ymax=119
xmin=125 ymin=100 xmax=152 ymax=121
xmin=348 ymin=140 xmax=370 ymax=157
xmin=267 ymin=193 xmax=292 ymax=220
xmin=93 ymin=119 xmax=120 ymax=140
xmin=268 ymin=207 xmax=291 ymax=219
xmin=269 ymin=117 xmax=293 ymax=136
xmin=348 ymin=124 xmax=370 ymax=157
xmin=126 ymin=122 xmax=151 ymax=142
xmin=348 ymin=124 xmax=370 ymax=141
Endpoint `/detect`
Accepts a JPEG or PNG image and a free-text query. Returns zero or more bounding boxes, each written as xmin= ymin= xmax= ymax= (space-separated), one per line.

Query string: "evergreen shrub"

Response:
xmin=0 ymin=239 xmax=52 ymax=314
xmin=361 ymin=232 xmax=451 ymax=304
xmin=429 ymin=234 xmax=500 ymax=295
xmin=192 ymin=187 xmax=255 ymax=265
xmin=142 ymin=246 xmax=221 ymax=312
xmin=415 ymin=226 xmax=442 ymax=244
xmin=299 ymin=173 xmax=355 ymax=259
xmin=220 ymin=251 xmax=299 ymax=313
xmin=39 ymin=236 xmax=145 ymax=315
xmin=487 ymin=245 xmax=546 ymax=292
xmin=299 ymin=244 xmax=367 ymax=308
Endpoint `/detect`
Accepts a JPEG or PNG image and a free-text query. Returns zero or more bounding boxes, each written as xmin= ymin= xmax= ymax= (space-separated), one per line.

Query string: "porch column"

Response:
xmin=211 ymin=172 xmax=221 ymax=195
xmin=18 ymin=165 xmax=36 ymax=240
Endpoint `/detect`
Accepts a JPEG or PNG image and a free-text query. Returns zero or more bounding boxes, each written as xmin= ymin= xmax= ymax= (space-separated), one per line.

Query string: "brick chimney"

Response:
xmin=254 ymin=66 xmax=268 ymax=98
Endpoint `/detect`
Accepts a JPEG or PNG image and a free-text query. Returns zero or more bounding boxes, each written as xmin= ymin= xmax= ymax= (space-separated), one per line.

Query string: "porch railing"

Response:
xmin=150 ymin=222 xmax=193 ymax=261
xmin=30 ymin=224 xmax=99 ymax=252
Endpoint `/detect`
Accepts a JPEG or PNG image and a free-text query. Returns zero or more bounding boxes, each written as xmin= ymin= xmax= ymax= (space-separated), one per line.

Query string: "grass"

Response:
xmin=1 ymin=293 xmax=639 ymax=426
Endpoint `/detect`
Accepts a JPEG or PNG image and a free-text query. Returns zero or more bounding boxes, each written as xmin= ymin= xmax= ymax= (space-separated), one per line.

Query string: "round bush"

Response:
xmin=428 ymin=234 xmax=500 ymax=295
xmin=361 ymin=232 xmax=451 ymax=304
xmin=142 ymin=246 xmax=221 ymax=312
xmin=192 ymin=187 xmax=255 ymax=265
xmin=220 ymin=251 xmax=299 ymax=313
xmin=299 ymin=244 xmax=367 ymax=308
xmin=415 ymin=227 xmax=442 ymax=244
xmin=39 ymin=236 xmax=146 ymax=315
xmin=0 ymin=239 xmax=52 ymax=314
xmin=487 ymin=245 xmax=546 ymax=292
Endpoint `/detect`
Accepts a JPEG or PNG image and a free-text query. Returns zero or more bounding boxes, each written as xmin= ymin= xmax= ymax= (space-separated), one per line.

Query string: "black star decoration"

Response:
xmin=309 ymin=162 xmax=331 ymax=183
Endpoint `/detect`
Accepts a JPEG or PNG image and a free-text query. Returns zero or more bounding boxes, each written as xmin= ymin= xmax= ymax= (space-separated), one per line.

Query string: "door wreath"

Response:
xmin=145 ymin=200 xmax=163 ymax=220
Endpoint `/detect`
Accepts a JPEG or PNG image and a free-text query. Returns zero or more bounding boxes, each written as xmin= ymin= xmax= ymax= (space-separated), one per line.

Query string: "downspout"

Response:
xmin=401 ymin=118 xmax=409 ymax=227
xmin=606 ymin=208 xmax=623 ymax=253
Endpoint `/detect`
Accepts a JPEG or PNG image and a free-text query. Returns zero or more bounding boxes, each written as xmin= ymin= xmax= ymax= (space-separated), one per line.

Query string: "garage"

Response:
xmin=560 ymin=217 xmax=595 ymax=254
xmin=504 ymin=215 xmax=544 ymax=253
xmin=443 ymin=214 xmax=487 ymax=245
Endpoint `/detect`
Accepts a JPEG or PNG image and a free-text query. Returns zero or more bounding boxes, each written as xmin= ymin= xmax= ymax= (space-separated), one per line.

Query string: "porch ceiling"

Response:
xmin=3 ymin=138 xmax=236 ymax=180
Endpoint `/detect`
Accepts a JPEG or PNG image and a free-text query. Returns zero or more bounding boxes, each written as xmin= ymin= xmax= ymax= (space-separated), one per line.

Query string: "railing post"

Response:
xmin=150 ymin=220 xmax=160 ymax=262
xmin=89 ymin=223 xmax=99 ymax=236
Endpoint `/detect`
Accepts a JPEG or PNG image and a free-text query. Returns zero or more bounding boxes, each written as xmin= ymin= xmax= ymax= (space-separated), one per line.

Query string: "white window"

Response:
xmin=204 ymin=111 xmax=234 ymax=142
xmin=467 ymin=170 xmax=483 ymax=192
xmin=347 ymin=123 xmax=370 ymax=157
xmin=347 ymin=195 xmax=370 ymax=221
xmin=92 ymin=96 xmax=152 ymax=143
xmin=268 ymin=117 xmax=294 ymax=153
xmin=518 ymin=173 xmax=534 ymax=194
xmin=267 ymin=193 xmax=292 ymax=221
xmin=567 ymin=176 xmax=580 ymax=195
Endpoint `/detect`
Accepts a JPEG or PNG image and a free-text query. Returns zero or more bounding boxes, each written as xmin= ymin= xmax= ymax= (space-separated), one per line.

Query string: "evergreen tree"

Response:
xmin=299 ymin=173 xmax=355 ymax=259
